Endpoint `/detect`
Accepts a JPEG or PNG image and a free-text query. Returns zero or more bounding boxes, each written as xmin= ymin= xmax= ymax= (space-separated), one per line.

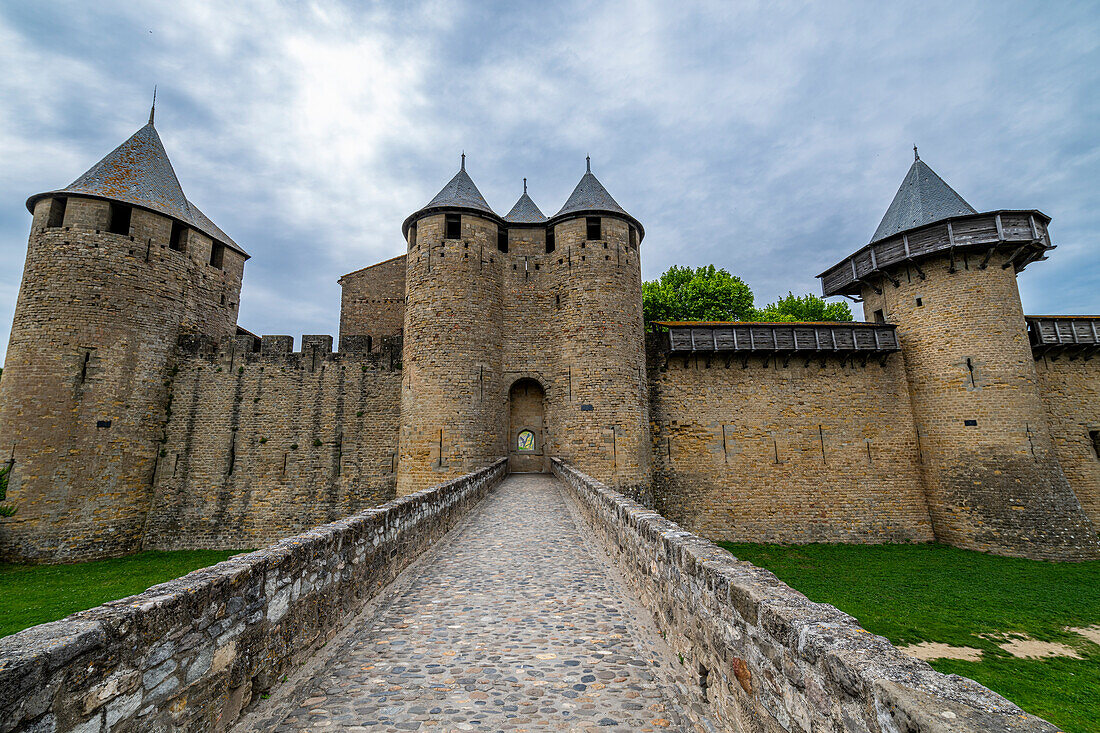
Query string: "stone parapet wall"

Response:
xmin=0 ymin=459 xmax=506 ymax=733
xmin=551 ymin=458 xmax=1058 ymax=733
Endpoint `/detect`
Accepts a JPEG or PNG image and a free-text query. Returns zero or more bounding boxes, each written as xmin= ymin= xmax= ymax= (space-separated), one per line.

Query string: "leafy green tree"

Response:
xmin=642 ymin=265 xmax=755 ymax=324
xmin=755 ymin=292 xmax=853 ymax=322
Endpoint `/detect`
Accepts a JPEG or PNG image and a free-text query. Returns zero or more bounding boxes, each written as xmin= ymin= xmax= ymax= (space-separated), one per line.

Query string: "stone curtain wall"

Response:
xmin=551 ymin=459 xmax=1058 ymax=733
xmin=647 ymin=338 xmax=933 ymax=543
xmin=143 ymin=336 xmax=402 ymax=551
xmin=0 ymin=460 xmax=506 ymax=733
xmin=338 ymin=255 xmax=407 ymax=349
xmin=1036 ymin=354 xmax=1100 ymax=526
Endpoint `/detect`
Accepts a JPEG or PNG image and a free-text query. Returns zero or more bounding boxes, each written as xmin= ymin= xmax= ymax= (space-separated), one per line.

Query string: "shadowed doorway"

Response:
xmin=508 ymin=378 xmax=546 ymax=473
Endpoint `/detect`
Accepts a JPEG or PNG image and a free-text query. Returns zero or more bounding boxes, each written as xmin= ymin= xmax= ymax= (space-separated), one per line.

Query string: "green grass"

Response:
xmin=0 ymin=549 xmax=247 ymax=638
xmin=718 ymin=542 xmax=1100 ymax=733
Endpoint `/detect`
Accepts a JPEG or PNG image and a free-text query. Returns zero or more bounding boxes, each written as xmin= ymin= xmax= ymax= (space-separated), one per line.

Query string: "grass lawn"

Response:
xmin=718 ymin=542 xmax=1100 ymax=733
xmin=0 ymin=549 xmax=247 ymax=638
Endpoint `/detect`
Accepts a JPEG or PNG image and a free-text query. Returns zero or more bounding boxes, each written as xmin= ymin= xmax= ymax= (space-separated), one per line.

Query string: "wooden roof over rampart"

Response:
xmin=818 ymin=210 xmax=1053 ymax=298
xmin=654 ymin=321 xmax=899 ymax=356
xmin=1027 ymin=315 xmax=1100 ymax=359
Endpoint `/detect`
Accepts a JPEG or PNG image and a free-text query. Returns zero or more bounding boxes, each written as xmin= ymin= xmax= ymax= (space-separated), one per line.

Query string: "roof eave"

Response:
xmin=547 ymin=208 xmax=645 ymax=243
xmin=401 ymin=205 xmax=504 ymax=238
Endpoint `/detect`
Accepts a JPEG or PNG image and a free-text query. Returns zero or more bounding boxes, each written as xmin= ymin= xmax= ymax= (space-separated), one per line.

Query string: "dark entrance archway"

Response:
xmin=508 ymin=378 xmax=547 ymax=473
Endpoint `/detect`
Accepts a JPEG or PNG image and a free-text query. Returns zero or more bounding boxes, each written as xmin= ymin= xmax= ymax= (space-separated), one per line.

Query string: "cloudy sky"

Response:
xmin=0 ymin=1 xmax=1097 ymax=358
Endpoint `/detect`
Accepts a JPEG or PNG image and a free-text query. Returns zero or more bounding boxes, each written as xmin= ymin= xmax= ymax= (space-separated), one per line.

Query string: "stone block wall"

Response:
xmin=1036 ymin=354 xmax=1100 ymax=526
xmin=0 ymin=460 xmax=506 ymax=733
xmin=338 ymin=254 xmax=406 ymax=350
xmin=647 ymin=337 xmax=933 ymax=543
xmin=552 ymin=459 xmax=1058 ymax=733
xmin=143 ymin=336 xmax=403 ymax=550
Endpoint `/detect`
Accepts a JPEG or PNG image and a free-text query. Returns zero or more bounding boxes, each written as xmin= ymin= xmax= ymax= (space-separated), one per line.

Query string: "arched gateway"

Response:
xmin=508 ymin=378 xmax=547 ymax=473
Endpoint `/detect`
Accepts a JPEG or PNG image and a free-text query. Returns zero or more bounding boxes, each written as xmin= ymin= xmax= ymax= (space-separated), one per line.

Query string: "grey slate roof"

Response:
xmin=871 ymin=157 xmax=977 ymax=242
xmin=26 ymin=122 xmax=245 ymax=255
xmin=554 ymin=164 xmax=631 ymax=219
xmin=504 ymin=182 xmax=547 ymax=224
xmin=421 ymin=159 xmax=497 ymax=217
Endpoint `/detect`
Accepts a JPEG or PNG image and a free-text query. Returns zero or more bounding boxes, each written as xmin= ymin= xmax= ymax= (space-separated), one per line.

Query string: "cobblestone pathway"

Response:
xmin=240 ymin=473 xmax=697 ymax=732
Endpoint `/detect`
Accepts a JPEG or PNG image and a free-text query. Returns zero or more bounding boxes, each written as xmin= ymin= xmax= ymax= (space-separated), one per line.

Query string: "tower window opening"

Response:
xmin=209 ymin=241 xmax=225 ymax=269
xmin=546 ymin=227 xmax=555 ymax=253
xmin=169 ymin=221 xmax=187 ymax=252
xmin=586 ymin=217 xmax=601 ymax=241
xmin=107 ymin=203 xmax=131 ymax=235
xmin=915 ymin=296 xmax=923 ymax=307
xmin=629 ymin=225 xmax=637 ymax=250
xmin=497 ymin=227 xmax=508 ymax=253
xmin=1089 ymin=430 xmax=1100 ymax=460
xmin=408 ymin=224 xmax=417 ymax=248
xmin=445 ymin=214 xmax=461 ymax=239
xmin=873 ymin=309 xmax=885 ymax=323
xmin=47 ymin=197 xmax=67 ymax=228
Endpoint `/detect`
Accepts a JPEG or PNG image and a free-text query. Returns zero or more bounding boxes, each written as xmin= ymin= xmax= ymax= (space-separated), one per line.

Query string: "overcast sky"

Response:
xmin=1 ymin=1 xmax=1097 ymax=359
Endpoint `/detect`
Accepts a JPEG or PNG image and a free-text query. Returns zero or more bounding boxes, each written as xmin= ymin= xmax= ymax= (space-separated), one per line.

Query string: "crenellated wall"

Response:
xmin=143 ymin=335 xmax=403 ymax=551
xmin=647 ymin=336 xmax=933 ymax=544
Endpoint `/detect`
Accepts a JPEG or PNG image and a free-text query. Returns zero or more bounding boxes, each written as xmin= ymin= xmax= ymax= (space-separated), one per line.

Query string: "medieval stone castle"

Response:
xmin=1 ymin=110 xmax=1098 ymax=564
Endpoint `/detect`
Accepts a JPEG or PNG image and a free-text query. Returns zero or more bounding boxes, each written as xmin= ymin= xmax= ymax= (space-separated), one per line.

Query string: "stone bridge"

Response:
xmin=0 ymin=462 xmax=1058 ymax=732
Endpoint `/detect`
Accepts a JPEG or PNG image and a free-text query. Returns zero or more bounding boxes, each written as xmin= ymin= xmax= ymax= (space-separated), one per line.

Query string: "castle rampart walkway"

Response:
xmin=237 ymin=473 xmax=700 ymax=732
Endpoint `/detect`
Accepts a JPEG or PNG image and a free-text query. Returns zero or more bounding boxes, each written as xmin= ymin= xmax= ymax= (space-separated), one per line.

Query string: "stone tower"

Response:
xmin=820 ymin=151 xmax=1098 ymax=560
xmin=396 ymin=157 xmax=651 ymax=497
xmin=0 ymin=108 xmax=248 ymax=561
xmin=548 ymin=158 xmax=652 ymax=499
xmin=397 ymin=156 xmax=505 ymax=494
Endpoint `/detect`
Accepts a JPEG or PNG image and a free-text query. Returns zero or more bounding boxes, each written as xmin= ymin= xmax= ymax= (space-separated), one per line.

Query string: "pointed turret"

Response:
xmin=403 ymin=154 xmax=499 ymax=236
xmin=871 ymin=150 xmax=977 ymax=242
xmin=552 ymin=156 xmax=643 ymax=240
xmin=504 ymin=179 xmax=547 ymax=224
xmin=26 ymin=117 xmax=245 ymax=255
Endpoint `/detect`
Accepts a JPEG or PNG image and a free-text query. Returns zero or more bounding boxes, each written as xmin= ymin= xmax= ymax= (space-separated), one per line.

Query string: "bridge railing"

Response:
xmin=551 ymin=458 xmax=1058 ymax=733
xmin=0 ymin=459 xmax=507 ymax=733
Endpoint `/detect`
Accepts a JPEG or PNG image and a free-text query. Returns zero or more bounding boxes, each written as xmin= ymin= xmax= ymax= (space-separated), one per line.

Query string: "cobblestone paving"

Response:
xmin=243 ymin=474 xmax=695 ymax=732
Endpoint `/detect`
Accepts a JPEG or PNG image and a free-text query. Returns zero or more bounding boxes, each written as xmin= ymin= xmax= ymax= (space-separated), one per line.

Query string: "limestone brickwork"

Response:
xmin=860 ymin=251 xmax=1098 ymax=560
xmin=338 ymin=254 xmax=406 ymax=350
xmin=648 ymin=337 xmax=933 ymax=543
xmin=143 ymin=336 xmax=402 ymax=550
xmin=1035 ymin=354 xmax=1100 ymax=526
xmin=0 ymin=195 xmax=243 ymax=562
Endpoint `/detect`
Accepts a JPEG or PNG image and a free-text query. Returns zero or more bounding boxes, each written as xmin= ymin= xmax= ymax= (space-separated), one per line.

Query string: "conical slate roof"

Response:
xmin=421 ymin=156 xmax=497 ymax=217
xmin=26 ymin=118 xmax=245 ymax=255
xmin=504 ymin=180 xmax=547 ymax=224
xmin=554 ymin=157 xmax=630 ymax=219
xmin=871 ymin=153 xmax=977 ymax=242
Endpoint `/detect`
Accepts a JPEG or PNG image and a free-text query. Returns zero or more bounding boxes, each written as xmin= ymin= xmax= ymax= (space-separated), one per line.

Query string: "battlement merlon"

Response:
xmin=175 ymin=333 xmax=403 ymax=370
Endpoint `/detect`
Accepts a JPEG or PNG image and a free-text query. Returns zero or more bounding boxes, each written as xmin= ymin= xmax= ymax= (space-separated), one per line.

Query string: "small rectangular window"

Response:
xmin=47 ymin=197 xmax=67 ymax=228
xmin=209 ymin=241 xmax=225 ymax=269
xmin=107 ymin=203 xmax=131 ymax=235
xmin=497 ymin=227 xmax=508 ymax=253
xmin=546 ymin=226 xmax=555 ymax=253
xmin=169 ymin=221 xmax=187 ymax=251
xmin=873 ymin=309 xmax=885 ymax=323
xmin=1090 ymin=430 xmax=1100 ymax=460
xmin=586 ymin=216 xmax=601 ymax=241
xmin=444 ymin=214 xmax=461 ymax=239
xmin=915 ymin=296 xmax=923 ymax=307
xmin=629 ymin=225 xmax=637 ymax=249
xmin=408 ymin=224 xmax=417 ymax=248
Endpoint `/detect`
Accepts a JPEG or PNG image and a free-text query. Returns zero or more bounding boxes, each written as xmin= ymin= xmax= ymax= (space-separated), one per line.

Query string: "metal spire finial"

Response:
xmin=913 ymin=144 xmax=919 ymax=162
xmin=149 ymin=85 xmax=157 ymax=125
xmin=523 ymin=177 xmax=527 ymax=194
xmin=586 ymin=154 xmax=591 ymax=173
xmin=460 ymin=151 xmax=465 ymax=170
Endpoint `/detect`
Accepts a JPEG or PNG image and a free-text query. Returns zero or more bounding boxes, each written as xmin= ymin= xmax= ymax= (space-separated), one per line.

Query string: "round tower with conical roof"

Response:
xmin=397 ymin=156 xmax=506 ymax=494
xmin=548 ymin=157 xmax=652 ymax=499
xmin=819 ymin=151 xmax=1098 ymax=560
xmin=0 ymin=108 xmax=248 ymax=561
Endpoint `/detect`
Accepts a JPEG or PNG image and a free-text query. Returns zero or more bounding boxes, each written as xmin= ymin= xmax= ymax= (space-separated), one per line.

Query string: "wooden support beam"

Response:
xmin=1002 ymin=243 xmax=1029 ymax=269
xmin=948 ymin=246 xmax=957 ymax=274
xmin=995 ymin=214 xmax=1005 ymax=241
xmin=979 ymin=246 xmax=996 ymax=270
